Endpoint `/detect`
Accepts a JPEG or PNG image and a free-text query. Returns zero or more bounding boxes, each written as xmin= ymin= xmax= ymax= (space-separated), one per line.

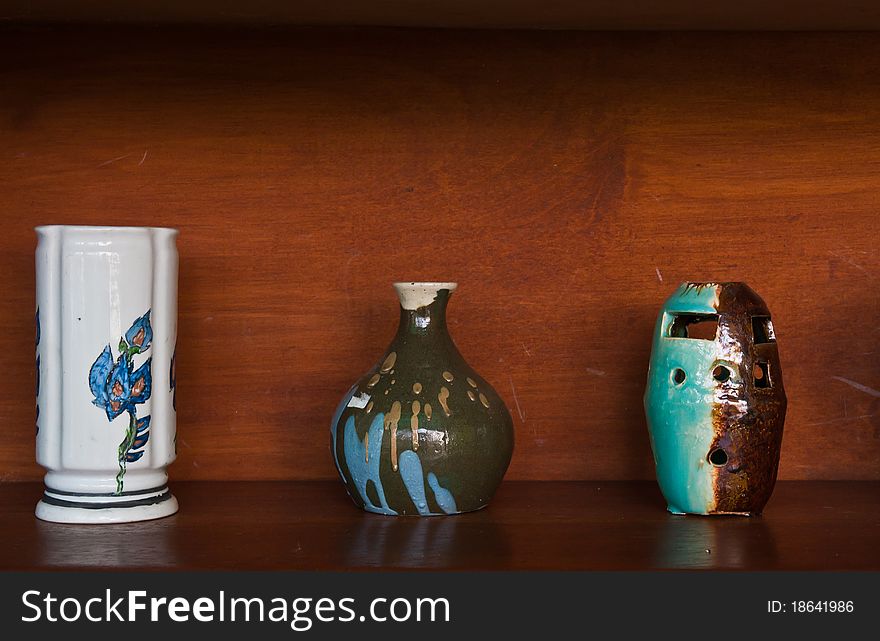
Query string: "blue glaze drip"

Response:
xmin=427 ymin=472 xmax=458 ymax=514
xmin=343 ymin=413 xmax=397 ymax=515
xmin=330 ymin=383 xmax=358 ymax=478
xmin=398 ymin=450 xmax=430 ymax=515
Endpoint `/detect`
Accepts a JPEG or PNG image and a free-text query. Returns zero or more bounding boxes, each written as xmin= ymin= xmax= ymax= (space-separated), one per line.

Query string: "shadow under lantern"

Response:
xmin=644 ymin=282 xmax=786 ymax=516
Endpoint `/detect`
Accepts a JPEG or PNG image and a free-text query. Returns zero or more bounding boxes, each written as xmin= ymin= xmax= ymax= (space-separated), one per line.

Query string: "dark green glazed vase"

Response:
xmin=331 ymin=282 xmax=514 ymax=516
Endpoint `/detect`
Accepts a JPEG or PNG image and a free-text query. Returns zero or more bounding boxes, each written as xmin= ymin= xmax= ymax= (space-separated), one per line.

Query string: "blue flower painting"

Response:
xmin=35 ymin=308 xmax=40 ymax=436
xmin=88 ymin=310 xmax=153 ymax=493
xmin=170 ymin=343 xmax=177 ymax=455
xmin=170 ymin=343 xmax=177 ymax=412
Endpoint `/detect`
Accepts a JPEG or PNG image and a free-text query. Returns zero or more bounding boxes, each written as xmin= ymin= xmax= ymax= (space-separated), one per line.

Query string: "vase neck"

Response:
xmin=393 ymin=282 xmax=456 ymax=338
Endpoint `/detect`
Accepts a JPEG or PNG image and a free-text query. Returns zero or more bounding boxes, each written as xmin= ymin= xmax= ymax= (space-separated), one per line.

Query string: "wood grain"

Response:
xmin=1 ymin=27 xmax=878 ymax=481
xmin=3 ymin=1 xmax=880 ymax=30
xmin=1 ymin=481 xmax=877 ymax=570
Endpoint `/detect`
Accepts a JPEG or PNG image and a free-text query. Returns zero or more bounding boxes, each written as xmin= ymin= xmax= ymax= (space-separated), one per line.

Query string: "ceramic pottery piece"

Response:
xmin=644 ymin=282 xmax=786 ymax=516
xmin=35 ymin=226 xmax=179 ymax=523
xmin=332 ymin=282 xmax=514 ymax=516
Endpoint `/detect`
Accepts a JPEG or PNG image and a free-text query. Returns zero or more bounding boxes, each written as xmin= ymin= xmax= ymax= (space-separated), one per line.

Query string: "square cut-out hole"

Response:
xmin=752 ymin=316 xmax=776 ymax=344
xmin=753 ymin=361 xmax=771 ymax=388
xmin=668 ymin=314 xmax=719 ymax=341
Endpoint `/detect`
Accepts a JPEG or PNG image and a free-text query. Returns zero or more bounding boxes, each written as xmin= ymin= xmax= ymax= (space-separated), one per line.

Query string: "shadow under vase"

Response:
xmin=342 ymin=511 xmax=513 ymax=570
xmin=35 ymin=516 xmax=180 ymax=569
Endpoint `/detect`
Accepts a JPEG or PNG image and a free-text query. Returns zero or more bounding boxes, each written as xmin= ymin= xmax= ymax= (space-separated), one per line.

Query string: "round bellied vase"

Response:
xmin=644 ymin=282 xmax=786 ymax=516
xmin=34 ymin=225 xmax=179 ymax=524
xmin=331 ymin=282 xmax=514 ymax=516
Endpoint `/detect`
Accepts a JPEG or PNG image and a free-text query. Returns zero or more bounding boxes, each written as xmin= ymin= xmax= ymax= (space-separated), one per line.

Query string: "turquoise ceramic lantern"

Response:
xmin=644 ymin=282 xmax=786 ymax=516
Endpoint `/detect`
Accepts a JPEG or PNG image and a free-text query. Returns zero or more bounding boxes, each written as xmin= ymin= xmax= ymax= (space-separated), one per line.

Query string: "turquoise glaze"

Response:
xmin=341 ymin=413 xmax=396 ymax=515
xmin=644 ymin=285 xmax=719 ymax=514
xmin=644 ymin=282 xmax=787 ymax=516
xmin=426 ymin=472 xmax=457 ymax=513
xmin=336 ymin=410 xmax=461 ymax=516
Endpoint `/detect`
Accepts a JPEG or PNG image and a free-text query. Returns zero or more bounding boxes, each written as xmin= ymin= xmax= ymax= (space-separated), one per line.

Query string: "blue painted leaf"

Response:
xmin=130 ymin=358 xmax=152 ymax=405
xmin=170 ymin=346 xmax=177 ymax=412
xmin=125 ymin=310 xmax=152 ymax=351
xmin=136 ymin=415 xmax=151 ymax=434
xmin=125 ymin=450 xmax=145 ymax=463
xmin=132 ymin=431 xmax=150 ymax=449
xmin=88 ymin=345 xmax=113 ymax=408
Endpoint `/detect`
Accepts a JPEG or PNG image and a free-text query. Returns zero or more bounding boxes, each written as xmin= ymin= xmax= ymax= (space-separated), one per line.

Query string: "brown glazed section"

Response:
xmin=709 ymin=283 xmax=786 ymax=514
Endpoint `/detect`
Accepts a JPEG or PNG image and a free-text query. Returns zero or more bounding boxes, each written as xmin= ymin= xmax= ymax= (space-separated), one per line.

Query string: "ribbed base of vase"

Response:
xmin=35 ymin=484 xmax=178 ymax=524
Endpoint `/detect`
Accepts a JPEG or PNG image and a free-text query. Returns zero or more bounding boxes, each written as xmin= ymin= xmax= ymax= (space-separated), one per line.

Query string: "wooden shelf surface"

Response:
xmin=1 ymin=481 xmax=877 ymax=571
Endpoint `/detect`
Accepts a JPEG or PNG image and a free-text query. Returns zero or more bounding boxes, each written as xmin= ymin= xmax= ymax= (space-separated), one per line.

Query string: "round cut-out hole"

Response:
xmin=672 ymin=368 xmax=686 ymax=385
xmin=708 ymin=448 xmax=728 ymax=467
xmin=712 ymin=365 xmax=731 ymax=382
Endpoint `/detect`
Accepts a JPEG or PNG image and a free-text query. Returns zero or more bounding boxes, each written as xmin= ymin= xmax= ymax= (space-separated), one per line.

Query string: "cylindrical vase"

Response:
xmin=35 ymin=225 xmax=179 ymax=523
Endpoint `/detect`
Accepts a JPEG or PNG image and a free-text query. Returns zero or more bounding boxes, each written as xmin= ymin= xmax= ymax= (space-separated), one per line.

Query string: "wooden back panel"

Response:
xmin=1 ymin=27 xmax=878 ymax=481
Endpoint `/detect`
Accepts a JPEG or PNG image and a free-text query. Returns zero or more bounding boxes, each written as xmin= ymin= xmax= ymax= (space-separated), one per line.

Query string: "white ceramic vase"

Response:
xmin=35 ymin=226 xmax=179 ymax=523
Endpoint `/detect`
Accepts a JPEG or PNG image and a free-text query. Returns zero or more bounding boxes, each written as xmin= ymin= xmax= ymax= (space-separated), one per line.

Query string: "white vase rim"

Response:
xmin=393 ymin=282 xmax=458 ymax=310
xmin=35 ymin=225 xmax=178 ymax=235
xmin=392 ymin=281 xmax=458 ymax=289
